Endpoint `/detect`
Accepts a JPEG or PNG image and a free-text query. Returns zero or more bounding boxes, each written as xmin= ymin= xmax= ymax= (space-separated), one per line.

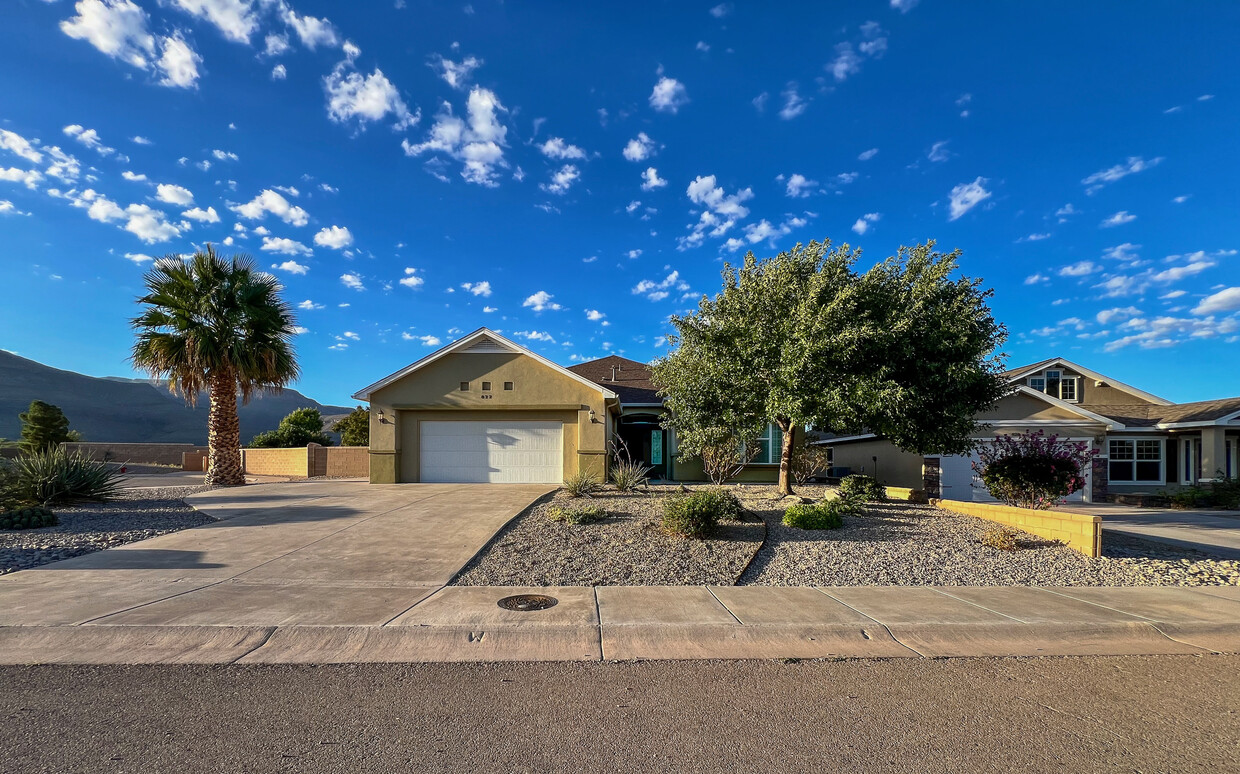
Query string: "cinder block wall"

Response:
xmin=321 ymin=447 xmax=370 ymax=477
xmin=932 ymin=499 xmax=1102 ymax=557
xmin=240 ymin=447 xmax=312 ymax=477
xmin=62 ymin=442 xmax=207 ymax=466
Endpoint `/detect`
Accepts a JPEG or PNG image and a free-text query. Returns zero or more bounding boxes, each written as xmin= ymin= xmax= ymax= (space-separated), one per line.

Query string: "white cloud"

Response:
xmin=417 ymin=335 xmax=441 ymax=346
xmin=212 ymin=149 xmax=239 ymax=162
xmin=927 ymin=140 xmax=951 ymax=162
xmin=633 ymin=270 xmax=687 ymax=301
xmin=1102 ymin=243 xmax=1142 ymax=265
xmin=696 ymin=40 xmax=710 ymax=52
xmin=282 ymin=8 xmax=339 ymax=49
xmin=541 ymin=164 xmax=580 ymax=195
xmin=261 ymin=237 xmax=312 ymax=256
xmin=784 ymin=173 xmax=817 ymax=198
xmin=626 ymin=200 xmax=641 ymax=214
xmin=298 ymin=300 xmax=324 ymax=310
xmin=1172 ymin=195 xmax=1190 ymax=204
xmin=130 ymin=135 xmax=153 ymax=145
xmin=538 ymin=137 xmax=586 ymax=160
xmin=462 ymin=280 xmax=492 ymax=297
xmin=429 ymin=54 xmax=483 ymax=89
xmin=891 ymin=0 xmax=920 ymax=12
xmin=1194 ymin=288 xmax=1240 ymax=316
xmin=778 ymin=83 xmax=808 ymax=120
xmin=0 ymin=167 xmax=45 ymax=190
xmin=1024 ymin=274 xmax=1049 ymax=285
xmin=710 ymin=3 xmax=732 ymax=17
xmin=324 ymin=61 xmax=418 ymax=130
xmin=649 ymin=76 xmax=689 ymax=113
xmin=858 ymin=147 xmax=878 ymax=161
xmin=523 ymin=290 xmax=562 ymax=312
xmin=1100 ymin=210 xmax=1137 ymax=228
xmin=155 ymin=183 xmax=194 ymax=205
xmin=231 ymin=189 xmax=309 ymax=226
xmin=679 ymin=174 xmax=756 ymax=249
xmin=585 ymin=309 xmax=605 ymax=322
xmin=0 ymin=129 xmax=43 ymax=164
xmin=124 ymin=252 xmax=154 ymax=264
xmin=156 ymin=32 xmax=202 ymax=89
xmin=68 ymin=189 xmax=125 ymax=222
xmin=341 ymin=331 xmax=360 ymax=341
xmin=1019 ymin=233 xmax=1052 ymax=242
xmin=403 ymin=87 xmax=508 ymax=186
xmin=512 ymin=330 xmax=555 ymax=342
xmin=851 ymin=212 xmax=880 ymax=235
xmin=43 ymin=146 xmax=82 ymax=182
xmin=263 ymin=32 xmax=290 ymax=56
xmin=270 ymin=259 xmax=309 ymax=274
xmin=181 ymin=205 xmax=219 ymax=222
xmin=1150 ymin=259 xmax=1215 ymax=283
xmin=399 ymin=267 xmax=423 ymax=288
xmin=1096 ymin=306 xmax=1142 ymax=325
xmin=623 ymin=133 xmax=658 ymax=162
xmin=271 ymin=63 xmax=287 ymax=80
xmin=123 ymin=203 xmax=181 ymax=243
xmin=483 ymin=305 xmax=497 ymax=313
xmin=60 ymin=0 xmax=156 ymax=70
xmin=121 ymin=170 xmax=147 ymax=182
xmin=0 ymin=200 xmax=28 ymax=216
xmin=62 ymin=124 xmax=114 ymax=156
xmin=1082 ymin=156 xmax=1163 ymax=194
xmin=166 ymin=0 xmax=258 ymax=43
xmin=947 ymin=177 xmax=992 ymax=221
xmin=1058 ymin=261 xmax=1099 ymax=277
xmin=828 ymin=43 xmax=863 ymax=82
xmin=640 ymin=167 xmax=667 ymax=191
xmin=313 ymin=225 xmax=353 ymax=249
xmin=341 ymin=272 xmax=365 ymax=290
xmin=1103 ymin=314 xmax=1239 ymax=352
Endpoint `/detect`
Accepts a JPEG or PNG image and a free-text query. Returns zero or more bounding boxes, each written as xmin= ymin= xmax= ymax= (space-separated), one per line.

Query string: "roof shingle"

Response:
xmin=566 ymin=355 xmax=663 ymax=405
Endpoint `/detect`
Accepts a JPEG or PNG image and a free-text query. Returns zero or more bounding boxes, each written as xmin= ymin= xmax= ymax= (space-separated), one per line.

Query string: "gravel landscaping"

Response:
xmin=0 ymin=486 xmax=216 ymax=575
xmin=455 ymin=483 xmax=1240 ymax=588
xmin=453 ymin=487 xmax=765 ymax=586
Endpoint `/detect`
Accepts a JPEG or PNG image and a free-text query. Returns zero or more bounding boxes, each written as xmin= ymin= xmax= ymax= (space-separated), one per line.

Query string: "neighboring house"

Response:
xmin=353 ymin=328 xmax=796 ymax=484
xmin=825 ymin=357 xmax=1240 ymax=503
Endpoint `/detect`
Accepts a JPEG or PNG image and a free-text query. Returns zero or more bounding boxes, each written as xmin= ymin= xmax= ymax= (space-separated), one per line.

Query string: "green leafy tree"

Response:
xmin=18 ymin=400 xmax=74 ymax=454
xmin=248 ymin=407 xmax=333 ymax=448
xmin=652 ymin=240 xmax=1007 ymax=495
xmin=131 ymin=246 xmax=300 ymax=486
xmin=331 ymin=406 xmax=370 ymax=447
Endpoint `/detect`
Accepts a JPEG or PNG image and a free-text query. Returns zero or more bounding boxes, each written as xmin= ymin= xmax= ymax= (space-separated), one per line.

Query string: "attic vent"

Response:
xmin=461 ymin=337 xmax=513 ymax=354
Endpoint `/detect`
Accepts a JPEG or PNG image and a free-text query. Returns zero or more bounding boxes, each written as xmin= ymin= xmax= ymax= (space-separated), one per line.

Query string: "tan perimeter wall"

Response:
xmin=239 ymin=445 xmax=369 ymax=478
xmin=241 ymin=447 xmax=312 ymax=477
xmin=828 ymin=439 xmax=924 ymax=488
xmin=62 ymin=442 xmax=207 ymax=466
xmin=320 ymin=446 xmax=369 ymax=477
xmin=932 ymin=498 xmax=1102 ymax=557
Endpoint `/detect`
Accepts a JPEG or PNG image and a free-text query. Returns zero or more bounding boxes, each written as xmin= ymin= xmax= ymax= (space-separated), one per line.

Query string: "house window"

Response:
xmin=1108 ymin=438 xmax=1163 ymax=483
xmin=504 ymin=381 xmax=514 ymax=391
xmin=459 ymin=381 xmax=469 ymax=391
xmin=1060 ymin=377 xmax=1078 ymax=402
xmin=1028 ymin=376 xmax=1045 ymax=392
xmin=1028 ymin=369 xmax=1078 ymax=402
xmin=1227 ymin=438 xmax=1237 ymax=479
xmin=753 ymin=423 xmax=784 ymax=464
xmin=481 ymin=381 xmax=492 ymax=391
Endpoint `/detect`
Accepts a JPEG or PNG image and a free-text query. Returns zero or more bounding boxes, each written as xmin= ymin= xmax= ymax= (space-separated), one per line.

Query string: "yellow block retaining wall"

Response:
xmin=239 ymin=445 xmax=371 ymax=478
xmin=931 ymin=498 xmax=1102 ymax=557
xmin=884 ymin=486 xmax=928 ymax=503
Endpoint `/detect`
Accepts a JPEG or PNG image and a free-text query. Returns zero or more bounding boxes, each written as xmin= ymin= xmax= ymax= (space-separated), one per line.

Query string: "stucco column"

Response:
xmin=1200 ymin=426 xmax=1227 ymax=483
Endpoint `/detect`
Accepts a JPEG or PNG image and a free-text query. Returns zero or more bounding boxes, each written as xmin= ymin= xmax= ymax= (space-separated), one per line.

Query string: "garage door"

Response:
xmin=938 ymin=450 xmax=1090 ymax=503
xmin=418 ymin=421 xmax=564 ymax=483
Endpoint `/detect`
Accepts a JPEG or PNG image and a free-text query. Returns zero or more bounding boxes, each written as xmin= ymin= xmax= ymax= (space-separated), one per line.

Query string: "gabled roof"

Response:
xmin=351 ymin=328 xmax=619 ymax=401
xmin=567 ymin=355 xmax=663 ymax=405
xmin=1002 ymin=357 xmax=1173 ymax=406
xmin=1092 ymin=397 xmax=1240 ymax=428
xmin=1005 ymin=385 xmax=1125 ymax=429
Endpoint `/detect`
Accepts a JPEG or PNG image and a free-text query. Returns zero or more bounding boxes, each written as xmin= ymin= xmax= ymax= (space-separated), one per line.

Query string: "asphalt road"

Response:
xmin=3 ymin=655 xmax=1237 ymax=773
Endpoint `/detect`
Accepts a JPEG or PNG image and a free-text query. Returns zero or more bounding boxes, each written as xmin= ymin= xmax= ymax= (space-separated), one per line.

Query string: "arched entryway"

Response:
xmin=617 ymin=412 xmax=667 ymax=480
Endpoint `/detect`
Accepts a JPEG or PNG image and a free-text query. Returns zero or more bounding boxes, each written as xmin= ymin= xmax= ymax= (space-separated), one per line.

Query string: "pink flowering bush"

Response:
xmin=972 ymin=431 xmax=1096 ymax=510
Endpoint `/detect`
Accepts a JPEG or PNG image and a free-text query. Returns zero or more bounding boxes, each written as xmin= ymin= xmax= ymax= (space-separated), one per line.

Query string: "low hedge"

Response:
xmin=547 ymin=504 xmax=607 ymax=525
xmin=0 ymin=506 xmax=58 ymax=530
xmin=782 ymin=497 xmax=856 ymax=530
xmin=662 ymin=488 xmax=742 ymax=538
xmin=839 ymin=474 xmax=885 ymax=502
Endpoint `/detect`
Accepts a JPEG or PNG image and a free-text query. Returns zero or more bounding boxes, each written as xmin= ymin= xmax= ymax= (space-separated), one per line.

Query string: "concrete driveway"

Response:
xmin=1062 ymin=502 xmax=1240 ymax=559
xmin=0 ymin=481 xmax=554 ymax=627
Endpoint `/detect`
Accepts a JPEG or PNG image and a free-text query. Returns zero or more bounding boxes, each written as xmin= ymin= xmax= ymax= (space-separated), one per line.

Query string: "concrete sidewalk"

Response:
xmin=1063 ymin=502 xmax=1240 ymax=558
xmin=1 ymin=584 xmax=1237 ymax=665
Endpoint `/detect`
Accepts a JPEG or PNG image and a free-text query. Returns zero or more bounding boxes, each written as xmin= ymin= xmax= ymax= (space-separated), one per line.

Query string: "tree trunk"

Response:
xmin=777 ymin=418 xmax=795 ymax=496
xmin=205 ymin=370 xmax=244 ymax=486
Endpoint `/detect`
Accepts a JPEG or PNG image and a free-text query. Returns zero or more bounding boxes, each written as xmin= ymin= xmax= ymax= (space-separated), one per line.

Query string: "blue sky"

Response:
xmin=1 ymin=1 xmax=1238 ymax=406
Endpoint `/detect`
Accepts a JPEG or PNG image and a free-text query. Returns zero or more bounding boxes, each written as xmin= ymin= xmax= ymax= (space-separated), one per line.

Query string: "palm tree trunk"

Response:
xmin=777 ymin=418 xmax=795 ymax=496
xmin=205 ymin=370 xmax=244 ymax=486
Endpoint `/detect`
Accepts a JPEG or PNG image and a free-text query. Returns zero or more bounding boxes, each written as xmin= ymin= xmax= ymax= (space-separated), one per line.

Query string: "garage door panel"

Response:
xmin=938 ymin=445 xmax=1091 ymax=503
xmin=419 ymin=421 xmax=563 ymax=484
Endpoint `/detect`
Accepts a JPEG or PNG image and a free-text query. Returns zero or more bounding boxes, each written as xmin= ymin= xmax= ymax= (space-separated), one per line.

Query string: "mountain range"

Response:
xmin=0 ymin=350 xmax=354 ymax=444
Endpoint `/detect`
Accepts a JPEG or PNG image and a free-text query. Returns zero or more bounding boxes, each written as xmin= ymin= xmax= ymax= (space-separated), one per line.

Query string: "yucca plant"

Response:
xmin=610 ymin=457 xmax=654 ymax=492
xmin=3 ymin=447 xmax=122 ymax=505
xmin=563 ymin=469 xmax=602 ymax=498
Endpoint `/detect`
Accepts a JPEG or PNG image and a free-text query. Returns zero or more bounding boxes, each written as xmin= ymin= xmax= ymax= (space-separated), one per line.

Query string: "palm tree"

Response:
xmin=131 ymin=246 xmax=300 ymax=486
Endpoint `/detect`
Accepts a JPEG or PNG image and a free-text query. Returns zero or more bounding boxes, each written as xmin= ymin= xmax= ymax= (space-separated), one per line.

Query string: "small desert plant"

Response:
xmin=698 ymin=438 xmax=761 ymax=486
xmin=691 ymin=487 xmax=744 ymax=521
xmin=839 ymin=474 xmax=885 ymax=502
xmin=781 ymin=500 xmax=845 ymax=530
xmin=791 ymin=440 xmax=832 ymax=486
xmin=0 ymin=505 xmax=58 ymax=530
xmin=661 ymin=490 xmax=737 ymax=538
xmin=2 ymin=447 xmax=122 ymax=505
xmin=980 ymin=526 xmax=1019 ymax=551
xmin=547 ymin=504 xmax=607 ymax=525
xmin=562 ymin=469 xmax=602 ymax=498
xmin=610 ymin=457 xmax=653 ymax=492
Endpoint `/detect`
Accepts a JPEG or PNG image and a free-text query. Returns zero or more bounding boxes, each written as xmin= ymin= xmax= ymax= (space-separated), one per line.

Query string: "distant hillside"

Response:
xmin=0 ymin=351 xmax=353 ymax=444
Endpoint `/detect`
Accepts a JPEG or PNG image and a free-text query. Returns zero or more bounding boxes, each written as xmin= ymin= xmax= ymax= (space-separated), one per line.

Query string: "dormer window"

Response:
xmin=1028 ymin=368 xmax=1079 ymax=403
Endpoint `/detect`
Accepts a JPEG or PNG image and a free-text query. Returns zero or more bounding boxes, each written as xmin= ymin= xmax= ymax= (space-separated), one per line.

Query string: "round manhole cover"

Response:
xmin=497 ymin=594 xmax=559 ymax=612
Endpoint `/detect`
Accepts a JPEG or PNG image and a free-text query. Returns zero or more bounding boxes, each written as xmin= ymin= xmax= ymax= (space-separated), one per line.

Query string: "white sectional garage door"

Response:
xmin=937 ymin=449 xmax=1090 ymax=503
xmin=419 ymin=421 xmax=564 ymax=483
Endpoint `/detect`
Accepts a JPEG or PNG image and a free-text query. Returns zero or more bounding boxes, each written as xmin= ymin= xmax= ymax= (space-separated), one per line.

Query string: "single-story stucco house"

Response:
xmin=352 ymin=327 xmax=798 ymax=484
xmin=826 ymin=357 xmax=1240 ymax=503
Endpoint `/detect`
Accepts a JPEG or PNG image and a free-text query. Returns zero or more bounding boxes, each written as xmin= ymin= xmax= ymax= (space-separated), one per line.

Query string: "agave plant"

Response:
xmin=3 ymin=447 xmax=122 ymax=506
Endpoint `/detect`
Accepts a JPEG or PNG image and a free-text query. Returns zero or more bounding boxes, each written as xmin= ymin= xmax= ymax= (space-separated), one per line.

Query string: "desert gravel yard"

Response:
xmin=454 ymin=483 xmax=1240 ymax=588
xmin=0 ymin=486 xmax=216 ymax=575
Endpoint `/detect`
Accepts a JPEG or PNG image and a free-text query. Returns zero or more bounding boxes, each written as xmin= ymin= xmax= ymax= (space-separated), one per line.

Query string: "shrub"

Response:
xmin=782 ymin=500 xmax=845 ymax=530
xmin=1212 ymin=476 xmax=1240 ymax=510
xmin=331 ymin=406 xmax=370 ymax=447
xmin=248 ymin=407 xmax=333 ymax=448
xmin=981 ymin=526 xmax=1019 ymax=551
xmin=547 ymin=504 xmax=607 ymax=525
xmin=840 ymin=474 xmax=885 ymax=502
xmin=610 ymin=457 xmax=653 ymax=492
xmin=0 ymin=506 xmax=58 ymax=531
xmin=1169 ymin=486 xmax=1214 ymax=510
xmin=973 ymin=431 xmax=1095 ymax=510
xmin=1 ymin=447 xmax=122 ymax=505
xmin=18 ymin=400 xmax=75 ymax=454
xmin=661 ymin=489 xmax=741 ymax=538
xmin=791 ymin=441 xmax=833 ymax=486
xmin=563 ymin=469 xmax=602 ymax=498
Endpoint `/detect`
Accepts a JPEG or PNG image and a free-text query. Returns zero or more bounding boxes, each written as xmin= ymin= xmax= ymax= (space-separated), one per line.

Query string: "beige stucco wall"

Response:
xmin=976 ymin=392 xmax=1087 ymax=422
xmin=366 ymin=351 xmax=611 ymax=483
xmin=827 ymin=439 xmax=924 ymax=488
